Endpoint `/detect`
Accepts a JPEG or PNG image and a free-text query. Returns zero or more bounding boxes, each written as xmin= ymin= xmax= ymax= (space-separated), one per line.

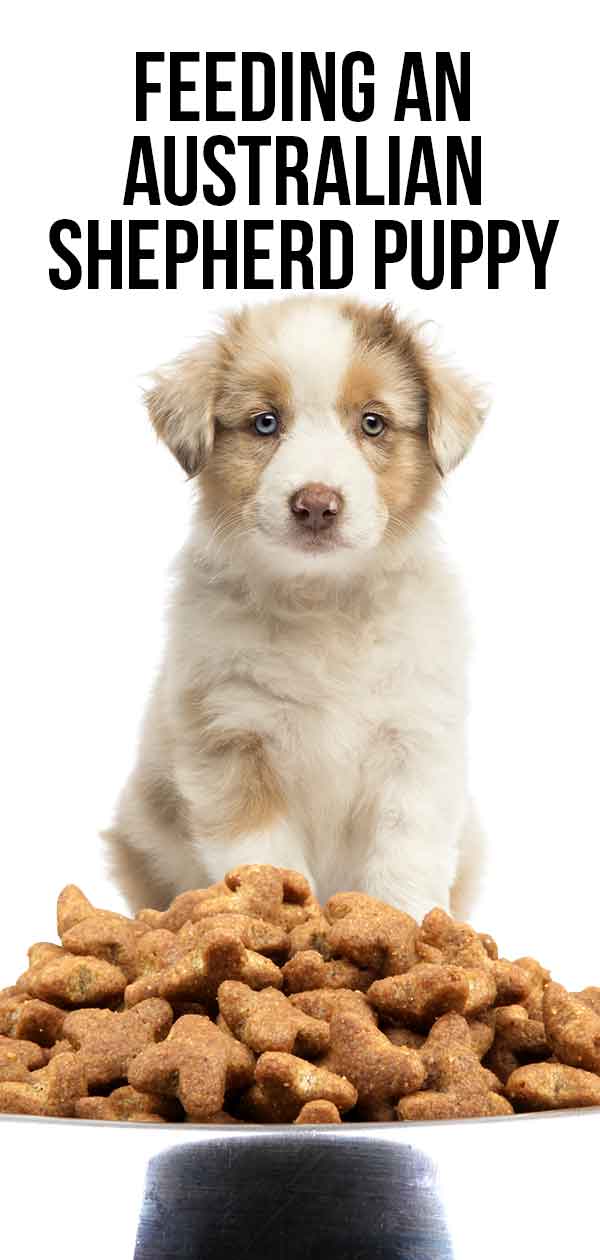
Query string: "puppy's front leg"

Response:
xmin=361 ymin=745 xmax=466 ymax=923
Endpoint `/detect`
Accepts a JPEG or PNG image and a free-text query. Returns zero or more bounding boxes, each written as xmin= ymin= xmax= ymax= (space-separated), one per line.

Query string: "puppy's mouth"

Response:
xmin=290 ymin=529 xmax=349 ymax=554
xmin=256 ymin=522 xmax=351 ymax=555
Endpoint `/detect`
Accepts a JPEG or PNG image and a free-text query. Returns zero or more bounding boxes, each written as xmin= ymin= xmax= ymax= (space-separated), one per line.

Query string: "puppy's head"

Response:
xmin=146 ymin=298 xmax=486 ymax=580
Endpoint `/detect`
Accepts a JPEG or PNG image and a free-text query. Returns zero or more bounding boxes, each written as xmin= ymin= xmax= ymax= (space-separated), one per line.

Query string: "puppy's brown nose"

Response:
xmin=290 ymin=483 xmax=343 ymax=532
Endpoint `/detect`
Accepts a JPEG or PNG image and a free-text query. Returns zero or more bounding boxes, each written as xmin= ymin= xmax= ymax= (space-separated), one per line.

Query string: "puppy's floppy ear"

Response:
xmin=145 ymin=336 xmax=221 ymax=476
xmin=418 ymin=340 xmax=488 ymax=476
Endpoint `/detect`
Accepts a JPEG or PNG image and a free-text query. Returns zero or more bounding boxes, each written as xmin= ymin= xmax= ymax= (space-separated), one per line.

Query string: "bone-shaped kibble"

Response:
xmin=137 ymin=906 xmax=288 ymax=961
xmin=543 ymin=982 xmax=600 ymax=1073
xmin=128 ymin=1014 xmax=254 ymax=1119
xmin=0 ymin=1052 xmax=87 ymax=1117
xmin=319 ymin=1007 xmax=425 ymax=1109
xmin=289 ymin=987 xmax=377 ymax=1026
xmin=62 ymin=998 xmax=173 ymax=1088
xmin=127 ymin=919 xmax=281 ymax=1003
xmin=75 ymin=1085 xmax=177 ymax=1123
xmin=282 ymin=950 xmax=376 ymax=994
xmin=136 ymin=886 xmax=228 ymax=931
xmin=324 ymin=893 xmax=419 ymax=976
xmin=178 ymin=914 xmax=288 ymax=958
xmin=143 ymin=866 xmax=284 ymax=928
xmin=367 ymin=963 xmax=475 ymax=1028
xmin=57 ymin=885 xmax=146 ymax=939
xmin=124 ymin=927 xmax=282 ymax=1008
xmin=217 ymin=981 xmax=330 ymax=1056
xmin=0 ymin=993 xmax=65 ymax=1046
xmin=136 ymin=865 xmax=318 ymax=934
xmin=418 ymin=909 xmax=530 ymax=1007
xmin=484 ymin=1005 xmax=548 ymax=1083
xmin=61 ymin=918 xmax=146 ymax=983
xmin=55 ymin=886 xmax=151 ymax=982
xmin=397 ymin=1013 xmax=513 ymax=1120
xmin=0 ymin=1036 xmax=47 ymax=1081
xmin=16 ymin=953 xmax=127 ymax=1009
xmin=383 ymin=1016 xmax=494 ymax=1058
xmin=240 ymin=1050 xmax=358 ymax=1122
xmin=506 ymin=1061 xmax=600 ymax=1110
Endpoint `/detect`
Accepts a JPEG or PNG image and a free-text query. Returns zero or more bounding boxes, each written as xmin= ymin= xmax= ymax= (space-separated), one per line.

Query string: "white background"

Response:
xmin=1 ymin=0 xmax=599 ymax=994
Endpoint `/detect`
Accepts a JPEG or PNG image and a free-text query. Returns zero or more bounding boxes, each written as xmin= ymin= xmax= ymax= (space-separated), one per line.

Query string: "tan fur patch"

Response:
xmin=200 ymin=307 xmax=294 ymax=531
xmin=201 ymin=729 xmax=285 ymax=841
xmin=337 ymin=314 xmax=439 ymax=540
xmin=226 ymin=732 xmax=285 ymax=838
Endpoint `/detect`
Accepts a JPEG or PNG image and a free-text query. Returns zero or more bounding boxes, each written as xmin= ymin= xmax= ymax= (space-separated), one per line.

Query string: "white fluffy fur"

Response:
xmin=107 ymin=298 xmax=484 ymax=920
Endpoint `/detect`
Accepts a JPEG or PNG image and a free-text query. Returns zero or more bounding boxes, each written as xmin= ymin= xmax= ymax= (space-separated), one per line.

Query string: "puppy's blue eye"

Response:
xmin=361 ymin=413 xmax=386 ymax=437
xmin=254 ymin=412 xmax=279 ymax=436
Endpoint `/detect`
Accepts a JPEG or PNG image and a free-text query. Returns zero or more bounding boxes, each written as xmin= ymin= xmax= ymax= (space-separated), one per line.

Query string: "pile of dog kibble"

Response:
xmin=1 ymin=864 xmax=599 ymax=1124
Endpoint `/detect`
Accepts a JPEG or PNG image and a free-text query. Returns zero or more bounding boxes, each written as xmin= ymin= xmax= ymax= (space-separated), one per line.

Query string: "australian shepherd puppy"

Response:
xmin=106 ymin=297 xmax=487 ymax=921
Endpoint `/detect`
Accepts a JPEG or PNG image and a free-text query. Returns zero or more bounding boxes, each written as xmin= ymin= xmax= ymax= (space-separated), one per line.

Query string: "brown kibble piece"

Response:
xmin=61 ymin=917 xmax=144 ymax=982
xmin=492 ymin=961 xmax=532 ymax=1007
xmin=397 ymin=1013 xmax=513 ymax=1121
xmin=62 ymin=998 xmax=173 ymax=1088
xmin=289 ymin=988 xmax=377 ymax=1026
xmin=0 ymin=1052 xmax=87 ymax=1117
xmin=367 ymin=964 xmax=473 ymax=1029
xmin=543 ymin=982 xmax=600 ymax=1073
xmin=139 ymin=908 xmax=287 ymax=958
xmin=506 ymin=1062 xmax=600 ymax=1110
xmin=129 ymin=1014 xmax=253 ymax=1119
xmin=75 ymin=1085 xmax=177 ymax=1123
xmin=418 ymin=908 xmax=491 ymax=968
xmin=28 ymin=943 xmax=66 ymax=967
xmin=157 ymin=931 xmax=282 ymax=1004
xmin=320 ymin=1008 xmax=425 ymax=1107
xmin=245 ymin=1050 xmax=357 ymax=1122
xmin=218 ymin=981 xmax=329 ymax=1056
xmin=180 ymin=865 xmax=285 ymax=926
xmin=294 ymin=1100 xmax=342 ymax=1124
xmin=0 ymin=994 xmax=65 ymax=1046
xmin=278 ymin=869 xmax=322 ymax=931
xmin=484 ymin=1005 xmax=548 ymax=1083
xmin=17 ymin=954 xmax=127 ymax=1009
xmin=418 ymin=912 xmax=529 ymax=1010
xmin=288 ymin=913 xmax=332 ymax=959
xmin=125 ymin=926 xmax=282 ymax=1008
xmin=325 ymin=893 xmax=418 ymax=976
xmin=136 ymin=886 xmax=227 ymax=931
xmin=282 ymin=950 xmax=375 ymax=994
xmin=0 ymin=1036 xmax=47 ymax=1081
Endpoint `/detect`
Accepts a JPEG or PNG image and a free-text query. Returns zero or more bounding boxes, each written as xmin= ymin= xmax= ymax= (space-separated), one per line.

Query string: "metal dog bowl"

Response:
xmin=2 ymin=1109 xmax=597 ymax=1258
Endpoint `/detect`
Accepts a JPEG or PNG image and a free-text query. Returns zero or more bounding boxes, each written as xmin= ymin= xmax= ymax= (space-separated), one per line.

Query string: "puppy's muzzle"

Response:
xmin=289 ymin=483 xmax=343 ymax=533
